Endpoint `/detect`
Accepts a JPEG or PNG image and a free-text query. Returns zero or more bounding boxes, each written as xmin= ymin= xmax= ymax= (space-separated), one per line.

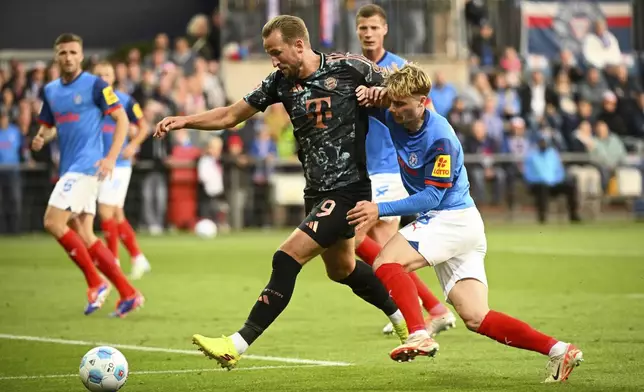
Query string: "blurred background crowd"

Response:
xmin=1 ymin=0 xmax=643 ymax=235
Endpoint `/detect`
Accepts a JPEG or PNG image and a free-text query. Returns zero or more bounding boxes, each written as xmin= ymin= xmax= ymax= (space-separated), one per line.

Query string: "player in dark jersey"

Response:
xmin=154 ymin=15 xmax=407 ymax=369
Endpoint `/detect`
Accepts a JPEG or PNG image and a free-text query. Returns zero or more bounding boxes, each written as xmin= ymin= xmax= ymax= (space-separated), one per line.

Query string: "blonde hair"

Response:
xmin=385 ymin=63 xmax=432 ymax=100
xmin=262 ymin=15 xmax=310 ymax=44
xmin=187 ymin=14 xmax=209 ymax=36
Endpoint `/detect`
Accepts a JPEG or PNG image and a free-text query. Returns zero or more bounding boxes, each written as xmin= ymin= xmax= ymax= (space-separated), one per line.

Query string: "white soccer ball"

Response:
xmin=79 ymin=346 xmax=128 ymax=392
xmin=194 ymin=219 xmax=218 ymax=238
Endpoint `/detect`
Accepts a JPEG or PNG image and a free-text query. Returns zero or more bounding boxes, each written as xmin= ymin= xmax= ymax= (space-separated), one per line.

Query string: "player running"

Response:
xmin=154 ymin=15 xmax=407 ymax=369
xmin=348 ymin=64 xmax=583 ymax=382
xmin=33 ymin=33 xmax=144 ymax=317
xmin=93 ymin=62 xmax=151 ymax=280
xmin=354 ymin=4 xmax=456 ymax=337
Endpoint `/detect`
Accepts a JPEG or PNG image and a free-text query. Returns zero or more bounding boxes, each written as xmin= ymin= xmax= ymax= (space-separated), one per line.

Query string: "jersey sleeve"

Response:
xmin=366 ymin=107 xmax=387 ymax=124
xmin=37 ymin=89 xmax=55 ymax=127
xmin=125 ymin=97 xmax=144 ymax=125
xmin=92 ymin=78 xmax=122 ymax=115
xmin=243 ymin=71 xmax=280 ymax=112
xmin=344 ymin=54 xmax=386 ymax=87
xmin=424 ymin=138 xmax=457 ymax=188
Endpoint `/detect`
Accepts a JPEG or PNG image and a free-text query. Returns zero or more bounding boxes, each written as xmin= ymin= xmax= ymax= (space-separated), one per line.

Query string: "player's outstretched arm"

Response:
xmin=356 ymin=86 xmax=390 ymax=108
xmin=155 ymin=99 xmax=258 ymax=137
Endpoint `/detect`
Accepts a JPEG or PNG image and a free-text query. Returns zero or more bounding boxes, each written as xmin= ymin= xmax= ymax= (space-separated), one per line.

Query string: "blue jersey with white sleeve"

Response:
xmin=101 ymin=90 xmax=143 ymax=167
xmin=370 ymin=109 xmax=475 ymax=217
xmin=38 ymin=72 xmax=122 ymax=176
xmin=365 ymin=51 xmax=407 ymax=176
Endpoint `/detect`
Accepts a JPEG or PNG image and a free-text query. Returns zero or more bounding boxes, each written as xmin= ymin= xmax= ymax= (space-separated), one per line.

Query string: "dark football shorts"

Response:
xmin=298 ymin=184 xmax=371 ymax=249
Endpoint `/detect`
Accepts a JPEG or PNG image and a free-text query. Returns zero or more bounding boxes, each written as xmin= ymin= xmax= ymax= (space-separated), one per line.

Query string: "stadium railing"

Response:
xmin=2 ymin=151 xmax=642 ymax=234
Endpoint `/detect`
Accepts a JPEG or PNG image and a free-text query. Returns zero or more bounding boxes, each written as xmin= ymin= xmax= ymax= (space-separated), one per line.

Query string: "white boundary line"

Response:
xmin=0 ymin=334 xmax=352 ymax=367
xmin=0 ymin=364 xmax=327 ymax=381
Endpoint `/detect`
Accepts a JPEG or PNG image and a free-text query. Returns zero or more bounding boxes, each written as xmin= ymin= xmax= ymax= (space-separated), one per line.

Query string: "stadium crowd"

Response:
xmin=0 ymin=3 xmax=643 ymax=235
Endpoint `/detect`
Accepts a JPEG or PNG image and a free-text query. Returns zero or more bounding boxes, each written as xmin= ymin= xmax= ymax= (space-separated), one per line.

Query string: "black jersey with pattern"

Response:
xmin=244 ymin=51 xmax=386 ymax=196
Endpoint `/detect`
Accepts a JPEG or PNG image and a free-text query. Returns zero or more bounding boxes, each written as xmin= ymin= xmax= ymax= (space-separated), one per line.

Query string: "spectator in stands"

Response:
xmin=524 ymin=136 xmax=581 ymax=223
xmin=494 ymin=72 xmax=520 ymax=119
xmin=578 ymin=67 xmax=608 ymax=114
xmin=460 ymin=71 xmax=493 ymax=110
xmin=611 ymin=64 xmax=642 ymax=120
xmin=132 ymin=69 xmax=157 ymax=106
xmin=0 ymin=109 xmax=23 ymax=234
xmin=552 ymin=72 xmax=577 ymax=116
xmin=429 ymin=71 xmax=457 ymax=116
xmin=45 ymin=62 xmax=60 ymax=83
xmin=597 ymin=91 xmax=628 ymax=137
xmin=551 ymin=49 xmax=585 ymax=84
xmin=519 ymin=70 xmax=557 ymax=121
xmin=464 ymin=120 xmax=505 ymax=205
xmin=208 ymin=9 xmax=223 ymax=62
xmin=480 ymin=96 xmax=504 ymax=146
xmin=592 ymin=120 xmax=627 ymax=189
xmin=187 ymin=14 xmax=216 ymax=61
xmin=145 ymin=33 xmax=170 ymax=67
xmin=499 ymin=47 xmax=522 ymax=86
xmin=193 ymin=57 xmax=226 ymax=109
xmin=631 ymin=92 xmax=644 ymax=138
xmin=503 ymin=117 xmax=531 ymax=211
xmin=25 ymin=61 xmax=46 ymax=101
xmin=198 ymin=136 xmax=228 ymax=230
xmin=582 ymin=20 xmax=622 ymax=70
xmin=470 ymin=23 xmax=497 ymax=70
xmin=537 ymin=104 xmax=567 ymax=151
xmin=173 ymin=37 xmax=196 ymax=76
xmin=447 ymin=97 xmax=478 ymax=141
xmin=249 ymin=125 xmax=277 ymax=228
xmin=0 ymin=87 xmax=19 ymax=122
xmin=568 ymin=120 xmax=603 ymax=202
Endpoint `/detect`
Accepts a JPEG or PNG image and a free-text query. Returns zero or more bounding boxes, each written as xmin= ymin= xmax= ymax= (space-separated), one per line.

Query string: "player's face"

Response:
xmin=94 ymin=65 xmax=115 ymax=86
xmin=388 ymin=95 xmax=426 ymax=128
xmin=263 ymin=31 xmax=304 ymax=78
xmin=356 ymin=16 xmax=387 ymax=53
xmin=55 ymin=42 xmax=84 ymax=75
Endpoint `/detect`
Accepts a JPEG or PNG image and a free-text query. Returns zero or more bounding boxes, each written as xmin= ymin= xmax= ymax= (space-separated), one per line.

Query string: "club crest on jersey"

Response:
xmin=73 ymin=94 xmax=82 ymax=105
xmin=324 ymin=77 xmax=337 ymax=90
xmin=431 ymin=155 xmax=451 ymax=178
xmin=408 ymin=152 xmax=419 ymax=167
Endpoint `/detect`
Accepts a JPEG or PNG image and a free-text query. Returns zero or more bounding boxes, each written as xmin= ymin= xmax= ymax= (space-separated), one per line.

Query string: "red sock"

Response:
xmin=101 ymin=219 xmax=119 ymax=260
xmin=57 ymin=230 xmax=102 ymax=288
xmin=356 ymin=236 xmax=380 ymax=266
xmin=476 ymin=310 xmax=557 ymax=355
xmin=88 ymin=240 xmax=136 ymax=298
xmin=375 ymin=264 xmax=425 ymax=334
xmin=117 ymin=219 xmax=142 ymax=260
xmin=408 ymin=272 xmax=448 ymax=316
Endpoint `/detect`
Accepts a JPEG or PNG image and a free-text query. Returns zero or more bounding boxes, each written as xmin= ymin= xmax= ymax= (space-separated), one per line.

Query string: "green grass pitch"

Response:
xmin=1 ymin=222 xmax=643 ymax=391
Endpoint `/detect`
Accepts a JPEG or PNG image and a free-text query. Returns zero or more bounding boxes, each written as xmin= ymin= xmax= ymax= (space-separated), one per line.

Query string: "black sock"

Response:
xmin=337 ymin=260 xmax=399 ymax=316
xmin=238 ymin=250 xmax=302 ymax=345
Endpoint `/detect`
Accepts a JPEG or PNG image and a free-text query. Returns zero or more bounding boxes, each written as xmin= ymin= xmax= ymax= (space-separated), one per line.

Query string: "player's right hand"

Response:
xmin=31 ymin=135 xmax=45 ymax=151
xmin=356 ymin=86 xmax=386 ymax=107
xmin=154 ymin=116 xmax=187 ymax=138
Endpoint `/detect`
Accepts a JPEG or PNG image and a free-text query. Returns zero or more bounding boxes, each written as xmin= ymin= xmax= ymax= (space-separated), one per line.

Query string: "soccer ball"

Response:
xmin=194 ymin=218 xmax=218 ymax=238
xmin=79 ymin=346 xmax=128 ymax=392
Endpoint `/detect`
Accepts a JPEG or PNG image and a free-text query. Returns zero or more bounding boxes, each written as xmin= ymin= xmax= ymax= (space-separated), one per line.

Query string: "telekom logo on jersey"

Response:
xmin=54 ymin=112 xmax=80 ymax=124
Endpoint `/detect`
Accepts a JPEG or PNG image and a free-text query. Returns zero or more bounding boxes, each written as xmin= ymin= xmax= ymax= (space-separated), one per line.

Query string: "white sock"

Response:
xmin=388 ymin=310 xmax=405 ymax=325
xmin=230 ymin=332 xmax=249 ymax=355
xmin=549 ymin=341 xmax=568 ymax=357
xmin=409 ymin=329 xmax=430 ymax=339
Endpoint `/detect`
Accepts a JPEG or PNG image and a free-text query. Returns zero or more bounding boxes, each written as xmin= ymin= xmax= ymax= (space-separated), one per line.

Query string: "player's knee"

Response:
xmin=326 ymin=261 xmax=354 ymax=282
xmin=114 ymin=208 xmax=126 ymax=223
xmin=98 ymin=204 xmax=114 ymax=222
xmin=458 ymin=308 xmax=488 ymax=331
xmin=43 ymin=213 xmax=67 ymax=237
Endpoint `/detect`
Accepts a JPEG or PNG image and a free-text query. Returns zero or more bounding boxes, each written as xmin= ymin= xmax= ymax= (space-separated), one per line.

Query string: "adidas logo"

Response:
xmin=306 ymin=221 xmax=319 ymax=232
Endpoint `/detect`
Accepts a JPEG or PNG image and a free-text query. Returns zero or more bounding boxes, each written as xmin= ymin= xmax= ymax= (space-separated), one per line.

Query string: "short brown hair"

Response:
xmin=385 ymin=63 xmax=432 ymax=99
xmin=262 ymin=15 xmax=310 ymax=44
xmin=54 ymin=33 xmax=83 ymax=48
xmin=356 ymin=4 xmax=387 ymax=24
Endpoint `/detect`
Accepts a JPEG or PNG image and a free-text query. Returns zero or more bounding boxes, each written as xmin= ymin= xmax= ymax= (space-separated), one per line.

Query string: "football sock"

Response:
xmin=88 ymin=240 xmax=136 ymax=298
xmin=238 ymin=250 xmax=302 ymax=346
xmin=57 ymin=230 xmax=102 ymax=288
xmin=375 ymin=263 xmax=425 ymax=334
xmin=101 ymin=219 xmax=119 ymax=260
xmin=117 ymin=219 xmax=142 ymax=260
xmin=408 ymin=272 xmax=448 ymax=316
xmin=388 ymin=309 xmax=405 ymax=324
xmin=476 ymin=310 xmax=558 ymax=356
xmin=230 ymin=332 xmax=250 ymax=355
xmin=338 ymin=260 xmax=398 ymax=316
xmin=355 ymin=235 xmax=380 ymax=266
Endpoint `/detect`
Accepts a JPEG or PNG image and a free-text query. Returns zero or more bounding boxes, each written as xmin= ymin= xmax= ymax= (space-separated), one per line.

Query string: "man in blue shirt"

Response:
xmin=348 ymin=63 xmax=583 ymax=383
xmin=354 ymin=4 xmax=455 ymax=338
xmin=32 ymin=33 xmax=143 ymax=318
xmin=93 ymin=61 xmax=151 ymax=279
xmin=0 ymin=109 xmax=23 ymax=234
xmin=524 ymin=137 xmax=580 ymax=223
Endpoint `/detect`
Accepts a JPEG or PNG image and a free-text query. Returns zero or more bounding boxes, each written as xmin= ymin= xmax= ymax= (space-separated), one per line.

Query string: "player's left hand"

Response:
xmin=347 ymin=200 xmax=379 ymax=231
xmin=95 ymin=157 xmax=116 ymax=180
xmin=356 ymin=86 xmax=386 ymax=107
xmin=121 ymin=143 xmax=137 ymax=160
